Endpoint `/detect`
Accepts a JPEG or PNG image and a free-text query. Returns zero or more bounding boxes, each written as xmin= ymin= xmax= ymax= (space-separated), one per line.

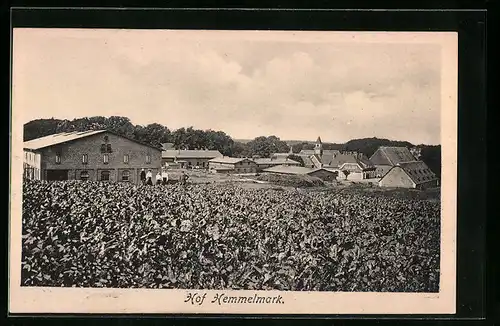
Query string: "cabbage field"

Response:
xmin=21 ymin=180 xmax=440 ymax=292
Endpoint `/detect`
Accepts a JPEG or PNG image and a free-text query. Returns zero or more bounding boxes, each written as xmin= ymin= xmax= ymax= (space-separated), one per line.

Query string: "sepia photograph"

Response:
xmin=10 ymin=28 xmax=458 ymax=314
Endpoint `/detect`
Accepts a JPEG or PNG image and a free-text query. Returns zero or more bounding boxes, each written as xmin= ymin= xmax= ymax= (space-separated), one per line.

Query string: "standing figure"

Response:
xmin=162 ymin=168 xmax=169 ymax=185
xmin=146 ymin=169 xmax=153 ymax=186
xmin=155 ymin=171 xmax=162 ymax=185
xmin=140 ymin=168 xmax=146 ymax=185
xmin=180 ymin=171 xmax=190 ymax=186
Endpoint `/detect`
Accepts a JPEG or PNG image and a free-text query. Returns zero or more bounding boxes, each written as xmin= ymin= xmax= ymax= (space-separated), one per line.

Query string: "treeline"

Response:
xmin=23 ymin=116 xmax=440 ymax=177
xmin=23 ymin=117 xmax=235 ymax=156
xmin=23 ymin=117 xmax=288 ymax=158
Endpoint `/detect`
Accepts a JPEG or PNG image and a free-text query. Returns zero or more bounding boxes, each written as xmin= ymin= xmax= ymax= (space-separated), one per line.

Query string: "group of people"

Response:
xmin=139 ymin=168 xmax=189 ymax=186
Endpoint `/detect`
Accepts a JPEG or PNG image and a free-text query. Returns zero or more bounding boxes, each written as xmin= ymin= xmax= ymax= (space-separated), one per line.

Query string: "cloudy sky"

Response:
xmin=13 ymin=29 xmax=445 ymax=144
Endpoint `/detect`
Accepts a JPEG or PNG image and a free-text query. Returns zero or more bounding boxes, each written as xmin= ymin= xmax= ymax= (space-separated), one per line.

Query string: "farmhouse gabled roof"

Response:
xmin=162 ymin=149 xmax=223 ymax=159
xmin=370 ymin=146 xmax=416 ymax=166
xmin=329 ymin=153 xmax=375 ymax=170
xmin=23 ymin=130 xmax=162 ymax=151
xmin=395 ymin=160 xmax=438 ymax=185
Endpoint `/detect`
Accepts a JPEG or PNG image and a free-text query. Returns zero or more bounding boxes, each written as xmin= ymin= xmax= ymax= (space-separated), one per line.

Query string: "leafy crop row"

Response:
xmin=21 ymin=180 xmax=440 ymax=292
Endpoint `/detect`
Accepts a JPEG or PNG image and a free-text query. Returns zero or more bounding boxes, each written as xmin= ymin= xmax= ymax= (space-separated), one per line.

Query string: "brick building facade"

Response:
xmin=23 ymin=130 xmax=162 ymax=183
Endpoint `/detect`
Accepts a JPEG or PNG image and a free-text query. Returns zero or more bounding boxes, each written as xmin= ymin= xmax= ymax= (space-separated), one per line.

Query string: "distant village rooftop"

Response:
xmin=253 ymin=157 xmax=300 ymax=165
xmin=263 ymin=165 xmax=321 ymax=175
xmin=162 ymin=149 xmax=223 ymax=159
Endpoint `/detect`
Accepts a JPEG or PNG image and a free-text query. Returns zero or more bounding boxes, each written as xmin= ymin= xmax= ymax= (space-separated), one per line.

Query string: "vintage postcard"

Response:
xmin=10 ymin=29 xmax=457 ymax=315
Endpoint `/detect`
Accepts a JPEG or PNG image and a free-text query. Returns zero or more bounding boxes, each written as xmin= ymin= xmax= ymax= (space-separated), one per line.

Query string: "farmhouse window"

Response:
xmin=146 ymin=154 xmax=151 ymax=164
xmin=82 ymin=154 xmax=88 ymax=164
xmin=55 ymin=154 xmax=61 ymax=164
xmin=100 ymin=144 xmax=106 ymax=153
xmin=106 ymin=144 xmax=112 ymax=153
xmin=122 ymin=170 xmax=130 ymax=181
xmin=124 ymin=154 xmax=129 ymax=164
xmin=104 ymin=135 xmax=109 ymax=142
xmin=80 ymin=170 xmax=89 ymax=181
xmin=103 ymin=154 xmax=109 ymax=164
xmin=101 ymin=170 xmax=110 ymax=181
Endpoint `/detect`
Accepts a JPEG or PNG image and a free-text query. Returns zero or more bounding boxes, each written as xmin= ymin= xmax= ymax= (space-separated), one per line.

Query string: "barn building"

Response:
xmin=23 ymin=130 xmax=162 ymax=183
xmin=369 ymin=146 xmax=419 ymax=178
xmin=253 ymin=157 xmax=301 ymax=171
xmin=262 ymin=165 xmax=338 ymax=181
xmin=324 ymin=152 xmax=377 ymax=180
xmin=162 ymin=149 xmax=223 ymax=169
xmin=208 ymin=157 xmax=258 ymax=174
xmin=378 ymin=161 xmax=439 ymax=189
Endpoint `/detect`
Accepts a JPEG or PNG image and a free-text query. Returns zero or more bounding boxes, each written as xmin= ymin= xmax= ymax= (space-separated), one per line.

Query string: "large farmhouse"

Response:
xmin=23 ymin=130 xmax=162 ymax=183
xmin=378 ymin=160 xmax=439 ymax=189
xmin=369 ymin=146 xmax=418 ymax=178
xmin=162 ymin=149 xmax=223 ymax=169
xmin=208 ymin=157 xmax=258 ymax=174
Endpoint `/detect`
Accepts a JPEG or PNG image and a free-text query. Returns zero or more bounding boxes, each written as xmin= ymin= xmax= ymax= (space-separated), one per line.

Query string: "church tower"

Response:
xmin=314 ymin=136 xmax=323 ymax=156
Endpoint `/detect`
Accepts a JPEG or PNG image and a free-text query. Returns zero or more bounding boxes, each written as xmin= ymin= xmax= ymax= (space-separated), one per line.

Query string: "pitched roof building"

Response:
xmin=253 ymin=157 xmax=301 ymax=170
xmin=262 ymin=165 xmax=338 ymax=181
xmin=208 ymin=157 xmax=258 ymax=174
xmin=369 ymin=146 xmax=419 ymax=177
xmin=379 ymin=160 xmax=439 ymax=189
xmin=162 ymin=149 xmax=223 ymax=169
xmin=23 ymin=130 xmax=162 ymax=183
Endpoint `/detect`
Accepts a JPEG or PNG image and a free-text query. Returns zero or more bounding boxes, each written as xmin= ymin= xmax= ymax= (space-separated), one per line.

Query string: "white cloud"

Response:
xmin=13 ymin=29 xmax=442 ymax=144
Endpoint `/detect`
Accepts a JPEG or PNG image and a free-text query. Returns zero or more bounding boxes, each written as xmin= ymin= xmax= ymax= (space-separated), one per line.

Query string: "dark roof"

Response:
xmin=396 ymin=161 xmax=438 ymax=184
xmin=328 ymin=153 xmax=375 ymax=170
xmin=370 ymin=146 xmax=416 ymax=166
xmin=316 ymin=136 xmax=322 ymax=144
xmin=24 ymin=130 xmax=162 ymax=151
xmin=162 ymin=150 xmax=223 ymax=159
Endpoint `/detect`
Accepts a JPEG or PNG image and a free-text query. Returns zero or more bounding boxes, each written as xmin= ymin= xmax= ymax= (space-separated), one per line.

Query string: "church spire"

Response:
xmin=314 ymin=136 xmax=323 ymax=156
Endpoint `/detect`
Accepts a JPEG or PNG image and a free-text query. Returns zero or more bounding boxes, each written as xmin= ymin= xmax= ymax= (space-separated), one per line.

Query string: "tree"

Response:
xmin=232 ymin=141 xmax=251 ymax=158
xmin=419 ymin=145 xmax=441 ymax=178
xmin=342 ymin=170 xmax=350 ymax=180
xmin=343 ymin=137 xmax=414 ymax=158
xmin=287 ymin=154 xmax=305 ymax=167
xmin=246 ymin=135 xmax=289 ymax=158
